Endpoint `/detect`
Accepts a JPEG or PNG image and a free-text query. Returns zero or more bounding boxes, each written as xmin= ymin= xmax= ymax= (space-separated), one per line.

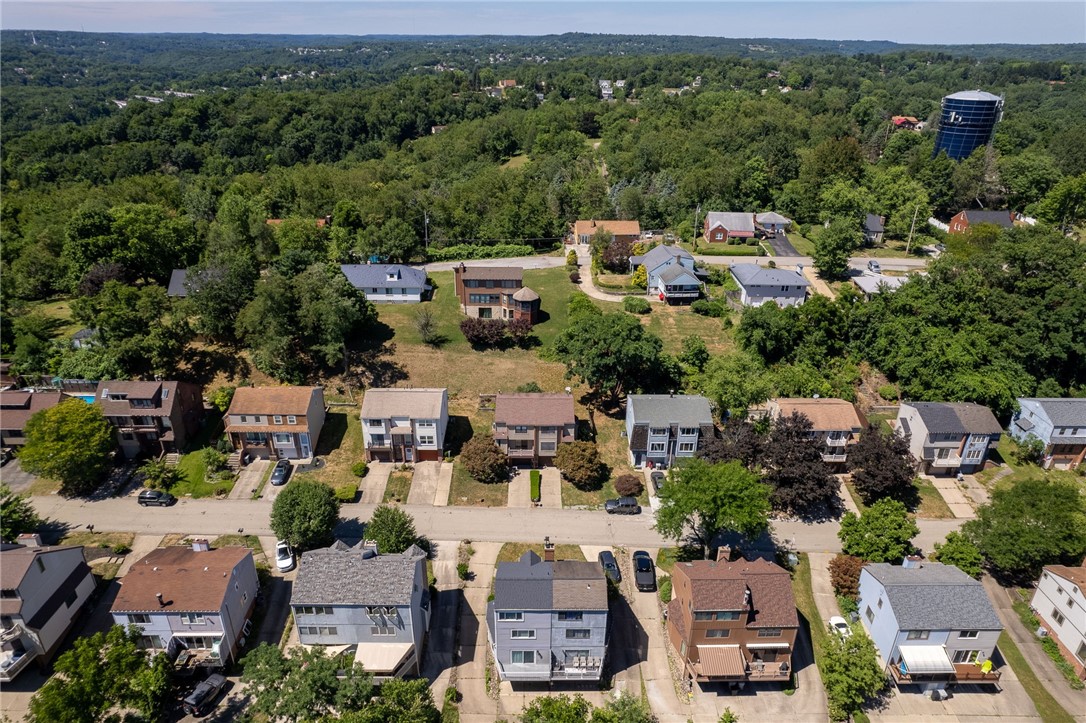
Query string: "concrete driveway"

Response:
xmin=1 ymin=458 xmax=38 ymax=492
xmin=926 ymin=475 xmax=976 ymax=518
xmin=360 ymin=462 xmax=393 ymax=503
xmin=407 ymin=462 xmax=441 ymax=505
xmin=228 ymin=459 xmax=270 ymax=500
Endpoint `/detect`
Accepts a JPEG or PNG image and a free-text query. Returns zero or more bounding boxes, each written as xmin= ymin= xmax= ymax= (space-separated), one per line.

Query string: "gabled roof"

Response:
xmin=572 ymin=219 xmax=641 ymax=238
xmin=1043 ymin=565 xmax=1086 ymax=590
xmin=638 ymin=244 xmax=693 ymax=271
xmin=97 ymin=381 xmax=187 ymax=418
xmin=494 ymin=551 xmax=607 ymax=612
xmin=905 ymin=402 xmax=1001 ymax=436
xmin=755 ymin=212 xmax=792 ymax=226
xmin=864 ymin=214 xmax=884 ymax=233
xmin=455 ymin=266 xmax=523 ymax=282
xmin=0 ymin=390 xmax=67 ymax=431
xmin=705 ymin=212 xmax=755 ymax=234
xmin=960 ymin=210 xmax=1013 ymax=228
xmin=494 ymin=393 xmax=575 ymax=427
xmin=227 ymin=386 xmax=321 ymax=417
xmin=0 ymin=545 xmax=83 ymax=592
xmin=658 ymin=265 xmax=701 ymax=285
xmin=729 ymin=264 xmax=809 ymax=289
xmin=291 ymin=541 xmax=426 ymax=607
xmin=360 ymin=388 xmax=447 ymax=421
xmin=863 ymin=562 xmax=1002 ymax=631
xmin=340 ymin=264 xmax=428 ymax=290
xmin=852 ymin=273 xmax=908 ymax=295
xmin=1018 ymin=398 xmax=1086 ymax=428
xmin=112 ymin=546 xmax=253 ymax=613
xmin=671 ymin=558 xmax=798 ymax=628
xmin=627 ymin=394 xmax=713 ymax=427
xmin=0 ymin=545 xmax=91 ymax=619
xmin=770 ymin=398 xmax=867 ymax=432
xmin=167 ymin=269 xmax=189 ymax=297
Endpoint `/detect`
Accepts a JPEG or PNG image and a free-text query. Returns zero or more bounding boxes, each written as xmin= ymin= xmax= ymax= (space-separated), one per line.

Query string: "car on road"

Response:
xmin=598 ymin=550 xmax=621 ymax=583
xmin=137 ymin=489 xmax=176 ymax=507
xmin=867 ymin=259 xmax=882 ymax=274
xmin=650 ymin=470 xmax=666 ymax=493
xmin=269 ymin=459 xmax=292 ymax=486
xmin=182 ymin=673 xmax=227 ymax=717
xmin=604 ymin=496 xmax=641 ymax=515
xmin=829 ymin=615 xmax=852 ymax=639
xmin=275 ymin=540 xmax=295 ymax=572
xmin=632 ymin=550 xmax=656 ymax=592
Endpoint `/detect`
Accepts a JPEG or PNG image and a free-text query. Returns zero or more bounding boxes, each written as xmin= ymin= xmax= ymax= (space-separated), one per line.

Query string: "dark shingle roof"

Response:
xmin=494 ymin=393 xmax=575 ymax=427
xmin=1022 ymin=398 xmax=1086 ymax=428
xmin=340 ymin=264 xmax=427 ymax=290
xmin=863 ymin=562 xmax=1002 ymax=631
xmin=291 ymin=542 xmax=426 ymax=607
xmin=493 ymin=551 xmax=606 ymax=612
xmin=639 ymin=245 xmax=693 ymax=271
xmin=658 ymin=265 xmax=700 ymax=284
xmin=962 ymin=210 xmax=1014 ymax=228
xmin=628 ymin=394 xmax=713 ymax=427
xmin=729 ymin=264 xmax=810 ymax=289
xmin=167 ymin=269 xmax=189 ymax=297
xmin=671 ymin=558 xmax=798 ymax=628
xmin=908 ymin=402 xmax=1001 ymax=435
xmin=864 ymin=214 xmax=884 ymax=233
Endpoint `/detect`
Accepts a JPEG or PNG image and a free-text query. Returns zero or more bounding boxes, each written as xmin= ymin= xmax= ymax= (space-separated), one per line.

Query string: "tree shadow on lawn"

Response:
xmin=313 ymin=412 xmax=349 ymax=455
xmin=179 ymin=344 xmax=253 ymax=387
xmin=444 ymin=415 xmax=475 ymax=456
xmin=349 ymin=340 xmax=408 ymax=389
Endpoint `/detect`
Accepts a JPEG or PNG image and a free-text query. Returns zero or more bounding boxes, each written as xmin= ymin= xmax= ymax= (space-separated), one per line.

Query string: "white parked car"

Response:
xmin=829 ymin=615 xmax=852 ymax=639
xmin=276 ymin=540 xmax=295 ymax=573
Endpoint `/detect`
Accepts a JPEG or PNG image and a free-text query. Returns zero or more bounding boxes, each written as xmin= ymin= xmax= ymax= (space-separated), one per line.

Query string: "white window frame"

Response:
xmin=511 ymin=630 xmax=536 ymax=639
xmin=511 ymin=650 xmax=535 ymax=664
xmin=498 ymin=611 xmax=524 ymax=622
xmin=678 ymin=442 xmax=695 ymax=452
xmin=959 ymin=630 xmax=979 ymax=639
xmin=649 ymin=443 xmax=666 ymax=453
xmin=418 ymin=435 xmax=436 ymax=446
xmin=273 ymin=415 xmax=283 ymax=424
xmin=180 ymin=613 xmax=205 ymax=625
xmin=287 ymin=415 xmax=297 ymax=424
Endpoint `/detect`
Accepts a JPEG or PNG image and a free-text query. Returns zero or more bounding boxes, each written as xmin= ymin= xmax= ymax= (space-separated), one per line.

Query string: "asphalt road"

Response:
xmin=28 ymin=495 xmax=964 ymax=554
xmin=764 ymin=231 xmax=800 ymax=256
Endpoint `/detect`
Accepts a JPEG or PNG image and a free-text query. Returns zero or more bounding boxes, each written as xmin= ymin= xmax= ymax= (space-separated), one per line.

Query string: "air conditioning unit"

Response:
xmin=1036 ymin=626 xmax=1048 ymax=638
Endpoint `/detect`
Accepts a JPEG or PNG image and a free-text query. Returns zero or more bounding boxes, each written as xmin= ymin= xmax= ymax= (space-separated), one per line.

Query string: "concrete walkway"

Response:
xmin=453 ymin=541 xmax=502 ymax=723
xmin=540 ymin=468 xmax=561 ymax=508
xmin=838 ymin=477 xmax=862 ymax=516
xmin=360 ymin=462 xmax=393 ymax=504
xmin=116 ymin=533 xmax=165 ymax=577
xmin=432 ymin=462 xmax=453 ymax=506
xmin=574 ymin=247 xmax=628 ymax=303
xmin=407 ymin=462 xmax=438 ymax=505
xmin=802 ymin=265 xmax=837 ymax=300
xmin=423 ymin=539 xmax=461 ymax=706
xmin=808 ymin=552 xmax=844 ymax=625
xmin=982 ymin=576 xmax=1086 ymax=722
xmin=229 ymin=459 xmax=270 ymax=500
xmin=507 ymin=469 xmax=532 ymax=508
xmin=928 ymin=476 xmax=977 ymax=518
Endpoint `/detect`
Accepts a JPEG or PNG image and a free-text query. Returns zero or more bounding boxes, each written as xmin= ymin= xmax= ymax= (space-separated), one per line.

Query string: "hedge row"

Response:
xmin=694 ymin=245 xmax=766 ymax=257
xmin=427 ymin=243 xmax=536 ymax=261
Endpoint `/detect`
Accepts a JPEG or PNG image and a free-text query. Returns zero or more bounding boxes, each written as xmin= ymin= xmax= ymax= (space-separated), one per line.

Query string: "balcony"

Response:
xmin=0 ymin=648 xmax=35 ymax=682
xmin=888 ymin=662 xmax=1001 ymax=685
xmin=821 ymin=452 xmax=847 ymax=463
xmin=552 ymin=656 xmax=603 ymax=680
xmin=746 ymin=661 xmax=791 ymax=680
xmin=506 ymin=448 xmax=536 ymax=458
xmin=825 ymin=436 xmax=848 ymax=447
xmin=928 ymin=455 xmax=962 ymax=467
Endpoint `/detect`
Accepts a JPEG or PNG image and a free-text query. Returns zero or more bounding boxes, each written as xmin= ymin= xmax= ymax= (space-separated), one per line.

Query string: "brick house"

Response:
xmin=224 ymin=386 xmax=325 ymax=460
xmin=492 ymin=393 xmax=575 ymax=467
xmin=453 ymin=265 xmax=539 ymax=324
xmin=947 ymin=210 xmax=1014 ymax=234
xmin=704 ymin=212 xmax=755 ymax=243
xmin=97 ymin=381 xmax=204 ymax=459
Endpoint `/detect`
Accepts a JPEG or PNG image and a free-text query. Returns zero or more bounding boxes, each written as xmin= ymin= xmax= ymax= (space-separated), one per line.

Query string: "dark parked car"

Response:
xmin=598 ymin=550 xmax=622 ymax=583
xmin=269 ymin=459 xmax=292 ymax=486
xmin=650 ymin=470 xmax=666 ymax=493
xmin=182 ymin=673 xmax=227 ymax=717
xmin=632 ymin=550 xmax=656 ymax=592
xmin=604 ymin=496 xmax=641 ymax=515
xmin=137 ymin=489 xmax=176 ymax=507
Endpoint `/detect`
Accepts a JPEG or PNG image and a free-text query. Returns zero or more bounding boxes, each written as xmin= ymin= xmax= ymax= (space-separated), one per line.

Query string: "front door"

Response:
xmin=405 ymin=446 xmax=414 ymax=462
xmin=300 ymin=433 xmax=311 ymax=458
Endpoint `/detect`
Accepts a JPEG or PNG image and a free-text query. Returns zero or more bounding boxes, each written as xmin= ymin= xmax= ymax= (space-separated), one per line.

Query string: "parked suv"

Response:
xmin=867 ymin=259 xmax=882 ymax=274
xmin=182 ymin=673 xmax=226 ymax=717
xmin=137 ymin=489 xmax=176 ymax=507
xmin=604 ymin=497 xmax=641 ymax=515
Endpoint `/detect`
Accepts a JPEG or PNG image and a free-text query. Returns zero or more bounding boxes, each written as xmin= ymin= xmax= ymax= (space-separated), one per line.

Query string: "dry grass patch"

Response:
xmin=159 ymin=533 xmax=191 ymax=547
xmin=448 ymin=461 xmax=508 ymax=507
xmin=914 ymin=477 xmax=955 ymax=519
xmin=292 ymin=404 xmax=366 ymax=489
xmin=384 ymin=470 xmax=413 ymax=503
xmin=640 ymin=304 xmax=735 ymax=356
xmin=497 ymin=542 xmax=586 ymax=564
xmin=61 ymin=531 xmax=135 ymax=549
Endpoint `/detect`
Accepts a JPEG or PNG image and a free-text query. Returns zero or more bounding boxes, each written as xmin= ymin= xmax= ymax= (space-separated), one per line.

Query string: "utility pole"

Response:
xmin=692 ymin=203 xmax=701 ymax=250
xmin=423 ymin=210 xmax=430 ymax=250
xmin=905 ymin=204 xmax=922 ymax=255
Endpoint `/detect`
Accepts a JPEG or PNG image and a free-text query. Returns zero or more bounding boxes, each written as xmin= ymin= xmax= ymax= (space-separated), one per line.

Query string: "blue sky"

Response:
xmin=3 ymin=2 xmax=1084 ymax=44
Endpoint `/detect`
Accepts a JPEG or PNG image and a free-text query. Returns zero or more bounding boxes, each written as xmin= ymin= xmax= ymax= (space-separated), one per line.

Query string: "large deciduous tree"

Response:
xmin=0 ymin=483 xmax=43 ymax=542
xmin=270 ymin=480 xmax=341 ymax=550
xmin=460 ymin=433 xmax=509 ymax=484
xmin=337 ymin=678 xmax=440 ymax=723
xmin=846 ymin=424 xmax=917 ymax=506
xmin=184 ymin=247 xmax=260 ymax=342
xmin=19 ymin=399 xmax=117 ymax=497
xmin=698 ymin=417 xmax=762 ymax=470
xmin=838 ymin=498 xmax=918 ymax=563
xmin=762 ymin=412 xmax=838 ymax=518
xmin=553 ymin=312 xmax=666 ymax=401
xmin=963 ymin=477 xmax=1086 ymax=582
xmin=813 ymin=218 xmax=861 ymax=280
xmin=554 ymin=441 xmax=607 ymax=490
xmin=242 ymin=643 xmax=374 ymax=723
xmin=932 ymin=531 xmax=984 ymax=579
xmin=821 ymin=626 xmax=886 ymax=721
xmin=365 ymin=505 xmax=424 ymax=555
xmin=655 ymin=459 xmax=771 ymax=560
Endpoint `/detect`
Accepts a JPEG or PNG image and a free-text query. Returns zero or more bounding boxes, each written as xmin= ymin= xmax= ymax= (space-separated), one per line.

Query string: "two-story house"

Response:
xmin=896 ymin=402 xmax=1001 ymax=475
xmin=1009 ymin=398 xmax=1086 ymax=470
xmin=764 ymin=398 xmax=867 ymax=467
xmin=340 ymin=264 xmax=431 ymax=304
xmin=110 ymin=541 xmax=258 ymax=669
xmin=360 ymin=388 xmax=449 ymax=463
xmin=666 ymin=556 xmax=799 ymax=686
xmin=453 ymin=265 xmax=540 ymax=324
xmin=626 ymin=394 xmax=714 ymax=468
xmin=1030 ymin=565 xmax=1086 ymax=679
xmin=0 ymin=391 xmax=67 ymax=448
xmin=704 ymin=212 xmax=755 ymax=243
xmin=729 ymin=264 xmax=809 ymax=307
xmin=97 ymin=380 xmax=204 ymax=459
xmin=224 ymin=386 xmax=325 ymax=460
xmin=1 ymin=535 xmax=96 ymax=682
xmin=493 ymin=392 xmax=576 ymax=467
xmin=290 ymin=540 xmax=430 ymax=679
xmin=571 ymin=219 xmax=641 ymax=246
xmin=629 ymin=245 xmax=702 ymax=304
xmin=863 ymin=214 xmax=885 ymax=245
xmin=858 ymin=560 xmax=1003 ymax=692
xmin=487 ymin=540 xmax=608 ymax=682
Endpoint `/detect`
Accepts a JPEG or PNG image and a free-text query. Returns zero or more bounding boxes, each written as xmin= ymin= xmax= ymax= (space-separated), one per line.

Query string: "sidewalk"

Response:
xmin=982 ymin=576 xmax=1086 ymax=722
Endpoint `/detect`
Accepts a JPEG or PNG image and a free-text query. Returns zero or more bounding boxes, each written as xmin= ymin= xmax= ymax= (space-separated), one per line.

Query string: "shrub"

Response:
xmin=460 ymin=434 xmax=508 ymax=484
xmin=567 ymin=291 xmax=601 ymax=320
xmin=837 ymin=594 xmax=859 ymax=617
xmin=829 ymin=554 xmax=866 ymax=598
xmin=516 ymin=381 xmax=543 ymax=393
xmin=554 ymin=442 xmax=606 ymax=490
xmin=460 ymin=317 xmax=507 ymax=347
xmin=506 ymin=317 xmax=534 ymax=347
xmin=658 ymin=576 xmax=672 ymax=603
xmin=530 ymin=470 xmax=541 ymax=501
xmin=614 ymin=474 xmax=644 ymax=497
xmin=690 ymin=299 xmax=725 ymax=317
xmin=565 ymin=249 xmax=578 ymax=266
xmin=456 ymin=562 xmax=470 ymax=580
xmin=351 ymin=461 xmax=368 ymax=478
xmin=569 ymin=270 xmax=581 ymax=283
xmin=112 ymin=544 xmax=132 ymax=555
xmin=696 ymin=245 xmax=766 ymax=257
xmin=630 ymin=264 xmax=648 ymax=289
xmin=334 ymin=483 xmax=359 ymax=502
xmin=202 ymin=447 xmax=227 ymax=475
xmin=209 ymin=386 xmax=236 ymax=413
xmin=877 ymin=384 xmax=898 ymax=401
xmin=623 ymin=296 xmax=651 ymax=314
xmin=427 ymin=243 xmax=534 ymax=261
xmin=445 ymin=686 xmax=460 ymax=704
xmin=415 ymin=308 xmax=440 ymax=346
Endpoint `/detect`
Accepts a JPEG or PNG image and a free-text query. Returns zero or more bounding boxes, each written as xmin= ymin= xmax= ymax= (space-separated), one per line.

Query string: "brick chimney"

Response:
xmin=716 ymin=545 xmax=732 ymax=563
xmin=543 ymin=536 xmax=555 ymax=562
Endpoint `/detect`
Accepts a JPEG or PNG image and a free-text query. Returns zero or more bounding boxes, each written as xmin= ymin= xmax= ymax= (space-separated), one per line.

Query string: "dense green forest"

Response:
xmin=1 ymin=33 xmax=1084 ymax=406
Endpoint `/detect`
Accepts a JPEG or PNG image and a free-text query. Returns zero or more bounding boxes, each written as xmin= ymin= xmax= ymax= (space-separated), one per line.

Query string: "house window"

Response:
xmin=540 ymin=442 xmax=556 ymax=452
xmin=877 ymin=598 xmax=883 ymax=609
xmin=566 ymin=629 xmax=591 ymax=639
xmin=959 ymin=631 xmax=979 ymax=639
xmin=240 ymin=415 xmax=248 ymax=423
xmin=1076 ymin=641 xmax=1086 ymax=662
xmin=679 ymin=427 xmax=698 ymax=436
xmin=35 ymin=558 xmax=45 ymax=573
xmin=907 ymin=630 xmax=930 ymax=640
xmin=1052 ymin=609 xmax=1066 ymax=626
xmin=678 ymin=442 xmax=695 ymax=452
xmin=244 ymin=432 xmax=266 ymax=444
xmin=419 ymin=435 xmax=435 ymax=446
xmin=370 ymin=626 xmax=395 ymax=636
xmin=128 ymin=614 xmax=151 ymax=624
xmin=273 ymin=433 xmax=292 ymax=444
xmin=65 ymin=589 xmax=79 ymax=608
xmin=273 ymin=415 xmax=283 ymax=424
xmin=649 ymin=443 xmax=666 ymax=453
xmin=370 ymin=435 xmax=386 ymax=446
xmin=649 ymin=427 xmax=668 ymax=436
xmin=513 ymin=426 xmax=529 ymax=434
xmin=705 ymin=629 xmax=730 ymax=638
xmin=368 ymin=420 xmax=384 ymax=428
xmin=511 ymin=650 xmax=535 ymax=664
xmin=302 ymin=626 xmax=339 ymax=636
xmin=557 ymin=612 xmax=583 ymax=622
xmin=511 ymin=630 xmax=536 ymax=639
xmin=181 ymin=614 xmax=205 ymax=625
xmin=287 ymin=415 xmax=297 ymax=425
xmin=865 ymin=606 xmax=874 ymax=623
xmin=138 ymin=635 xmax=163 ymax=650
xmin=479 ymin=308 xmax=493 ymax=319
xmin=498 ymin=612 xmax=524 ymax=622
xmin=714 ymin=232 xmax=723 ymax=240
xmin=297 ymin=606 xmax=332 ymax=615
xmin=953 ymin=650 xmax=982 ymax=664
xmin=418 ymin=420 xmax=435 ymax=428
xmin=695 ymin=611 xmax=740 ymax=621
xmin=757 ymin=628 xmax=782 ymax=637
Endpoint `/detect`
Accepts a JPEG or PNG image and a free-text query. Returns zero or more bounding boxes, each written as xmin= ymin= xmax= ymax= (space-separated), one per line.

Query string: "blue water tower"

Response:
xmin=934 ymin=90 xmax=1004 ymax=161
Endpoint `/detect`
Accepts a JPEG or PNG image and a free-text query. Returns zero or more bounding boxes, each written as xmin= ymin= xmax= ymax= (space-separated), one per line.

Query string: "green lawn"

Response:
xmin=914 ymin=477 xmax=954 ymax=519
xmin=497 ymin=542 xmax=586 ymax=563
xmin=785 ymin=232 xmax=816 ymax=256
xmin=792 ymin=553 xmax=829 ymax=662
xmin=30 ymin=298 xmax=81 ymax=338
xmin=174 ymin=450 xmax=235 ymax=498
xmin=61 ymin=531 xmax=135 ymax=549
xmin=384 ymin=470 xmax=413 ymax=503
xmin=211 ymin=534 xmax=264 ymax=554
xmin=654 ymin=546 xmax=701 ymax=574
xmin=291 ymin=405 xmax=366 ymax=490
xmin=500 ymin=154 xmax=529 ymax=170
xmin=996 ymin=630 xmax=1076 ymax=723
xmin=448 ymin=461 xmax=508 ymax=507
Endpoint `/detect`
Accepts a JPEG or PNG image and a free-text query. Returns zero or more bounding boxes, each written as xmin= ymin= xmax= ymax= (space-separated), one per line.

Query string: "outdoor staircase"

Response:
xmin=163 ymin=452 xmax=181 ymax=467
xmin=227 ymin=451 xmax=243 ymax=471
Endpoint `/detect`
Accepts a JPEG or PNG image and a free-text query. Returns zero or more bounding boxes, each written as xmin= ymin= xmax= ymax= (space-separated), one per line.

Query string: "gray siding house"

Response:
xmin=629 ymin=245 xmax=701 ymax=303
xmin=626 ymin=394 xmax=715 ymax=468
xmin=290 ymin=540 xmax=429 ymax=680
xmin=729 ymin=264 xmax=809 ymax=307
xmin=340 ymin=264 xmax=430 ymax=303
xmin=1009 ymin=398 xmax=1086 ymax=470
xmin=896 ymin=402 xmax=1002 ymax=475
xmin=487 ymin=541 xmax=608 ymax=683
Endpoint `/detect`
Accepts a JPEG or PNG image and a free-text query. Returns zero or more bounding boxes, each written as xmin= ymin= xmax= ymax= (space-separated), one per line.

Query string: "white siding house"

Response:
xmin=729 ymin=264 xmax=809 ymax=307
xmin=1031 ymin=566 xmax=1086 ymax=679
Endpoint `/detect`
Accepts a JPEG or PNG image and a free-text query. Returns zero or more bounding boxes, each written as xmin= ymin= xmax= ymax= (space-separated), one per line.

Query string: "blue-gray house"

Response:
xmin=340 ymin=264 xmax=430 ymax=303
xmin=629 ymin=245 xmax=701 ymax=303
xmin=1009 ymin=398 xmax=1086 ymax=470
xmin=487 ymin=540 xmax=608 ymax=682
xmin=857 ymin=560 xmax=1002 ymax=692
xmin=290 ymin=540 xmax=430 ymax=679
